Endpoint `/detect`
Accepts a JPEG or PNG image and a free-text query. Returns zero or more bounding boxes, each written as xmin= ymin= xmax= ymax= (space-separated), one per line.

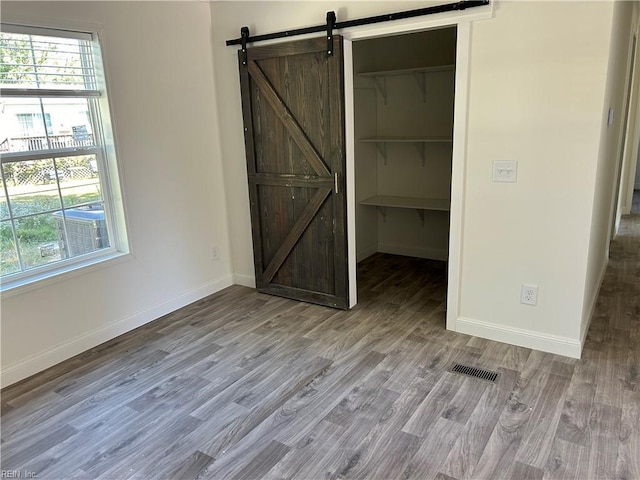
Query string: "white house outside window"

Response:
xmin=0 ymin=24 xmax=128 ymax=291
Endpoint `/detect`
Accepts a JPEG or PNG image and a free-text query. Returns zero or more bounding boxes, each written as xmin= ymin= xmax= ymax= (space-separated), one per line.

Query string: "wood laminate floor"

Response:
xmin=1 ymin=194 xmax=639 ymax=479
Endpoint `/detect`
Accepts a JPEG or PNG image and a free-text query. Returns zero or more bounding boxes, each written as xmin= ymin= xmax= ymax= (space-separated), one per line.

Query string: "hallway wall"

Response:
xmin=583 ymin=0 xmax=636 ymax=343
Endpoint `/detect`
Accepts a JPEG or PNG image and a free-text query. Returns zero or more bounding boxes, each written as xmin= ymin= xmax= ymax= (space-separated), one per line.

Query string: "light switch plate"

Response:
xmin=492 ymin=160 xmax=517 ymax=183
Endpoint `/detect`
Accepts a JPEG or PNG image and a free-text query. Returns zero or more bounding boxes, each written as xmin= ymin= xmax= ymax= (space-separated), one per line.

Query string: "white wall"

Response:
xmin=459 ymin=1 xmax=614 ymax=352
xmin=618 ymin=2 xmax=640 ymax=213
xmin=212 ymin=1 xmax=618 ymax=357
xmin=1 ymin=1 xmax=232 ymax=387
xmin=583 ymin=0 xmax=636 ymax=340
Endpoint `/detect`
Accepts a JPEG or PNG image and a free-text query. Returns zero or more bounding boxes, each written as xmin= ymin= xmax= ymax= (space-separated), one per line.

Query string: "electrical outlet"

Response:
xmin=211 ymin=244 xmax=219 ymax=261
xmin=521 ymin=284 xmax=538 ymax=306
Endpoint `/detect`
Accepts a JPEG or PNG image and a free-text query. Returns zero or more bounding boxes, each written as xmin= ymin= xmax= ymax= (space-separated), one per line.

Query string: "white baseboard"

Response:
xmin=0 ymin=274 xmax=234 ymax=388
xmin=378 ymin=243 xmax=448 ymax=261
xmin=233 ymin=273 xmax=256 ymax=288
xmin=356 ymin=244 xmax=377 ymax=263
xmin=456 ymin=316 xmax=582 ymax=359
xmin=580 ymin=257 xmax=608 ymax=348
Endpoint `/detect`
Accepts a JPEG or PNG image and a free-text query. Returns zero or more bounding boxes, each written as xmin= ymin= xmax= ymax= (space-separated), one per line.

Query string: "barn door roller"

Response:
xmin=240 ymin=26 xmax=250 ymax=66
xmin=226 ymin=0 xmax=489 ymax=48
xmin=326 ymin=11 xmax=336 ymax=56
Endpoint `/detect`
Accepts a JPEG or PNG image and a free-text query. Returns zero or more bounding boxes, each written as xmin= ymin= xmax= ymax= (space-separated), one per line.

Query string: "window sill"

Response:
xmin=1 ymin=251 xmax=133 ymax=299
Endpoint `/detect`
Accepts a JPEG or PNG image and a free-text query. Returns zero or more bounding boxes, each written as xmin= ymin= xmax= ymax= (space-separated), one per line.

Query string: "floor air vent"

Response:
xmin=449 ymin=363 xmax=499 ymax=383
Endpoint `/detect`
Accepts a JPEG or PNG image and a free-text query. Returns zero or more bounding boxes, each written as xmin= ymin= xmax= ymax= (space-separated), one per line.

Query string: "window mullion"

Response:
xmin=0 ymin=89 xmax=102 ymax=98
xmin=10 ymin=217 xmax=25 ymax=272
xmin=87 ymin=97 xmax=101 ymax=147
xmin=37 ymin=98 xmax=52 ymax=149
xmin=93 ymin=148 xmax=114 ymax=249
xmin=52 ymin=157 xmax=71 ymax=260
xmin=1 ymin=166 xmax=25 ymax=272
xmin=1 ymin=148 xmax=102 ymax=164
xmin=7 ymin=206 xmax=70 ymax=221
xmin=1 ymin=164 xmax=17 ymax=224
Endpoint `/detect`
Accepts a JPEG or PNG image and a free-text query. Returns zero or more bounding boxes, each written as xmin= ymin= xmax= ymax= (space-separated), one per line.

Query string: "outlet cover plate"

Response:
xmin=521 ymin=284 xmax=538 ymax=306
xmin=493 ymin=160 xmax=517 ymax=183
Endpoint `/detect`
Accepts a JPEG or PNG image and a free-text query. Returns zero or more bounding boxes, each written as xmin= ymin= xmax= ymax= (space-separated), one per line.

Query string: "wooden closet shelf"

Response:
xmin=360 ymin=196 xmax=450 ymax=212
xmin=360 ymin=136 xmax=453 ymax=143
xmin=358 ymin=65 xmax=455 ymax=77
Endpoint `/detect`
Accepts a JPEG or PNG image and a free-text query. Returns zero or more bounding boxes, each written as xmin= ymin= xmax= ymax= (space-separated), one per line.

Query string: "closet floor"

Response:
xmin=2 ymin=238 xmax=639 ymax=479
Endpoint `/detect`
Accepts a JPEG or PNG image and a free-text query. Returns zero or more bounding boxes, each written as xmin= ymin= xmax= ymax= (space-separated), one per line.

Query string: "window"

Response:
xmin=16 ymin=112 xmax=53 ymax=135
xmin=16 ymin=112 xmax=52 ymax=134
xmin=0 ymin=24 xmax=128 ymax=291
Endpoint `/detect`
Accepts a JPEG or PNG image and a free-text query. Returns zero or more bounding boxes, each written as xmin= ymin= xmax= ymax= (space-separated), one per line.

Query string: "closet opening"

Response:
xmin=351 ymin=27 xmax=457 ymax=316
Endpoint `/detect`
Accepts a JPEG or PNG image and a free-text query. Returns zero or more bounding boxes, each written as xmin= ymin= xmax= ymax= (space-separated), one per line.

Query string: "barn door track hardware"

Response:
xmin=227 ymin=0 xmax=490 ymax=57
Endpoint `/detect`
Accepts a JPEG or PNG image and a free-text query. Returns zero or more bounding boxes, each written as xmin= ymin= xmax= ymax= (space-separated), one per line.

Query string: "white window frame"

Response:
xmin=0 ymin=23 xmax=129 ymax=295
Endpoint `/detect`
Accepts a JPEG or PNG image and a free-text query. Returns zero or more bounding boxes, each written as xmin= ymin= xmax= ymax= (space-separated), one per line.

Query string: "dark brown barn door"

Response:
xmin=238 ymin=36 xmax=349 ymax=309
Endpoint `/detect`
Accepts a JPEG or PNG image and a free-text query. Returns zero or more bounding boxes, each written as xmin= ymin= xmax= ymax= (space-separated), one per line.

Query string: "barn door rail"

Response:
xmin=226 ymin=0 xmax=489 ymax=51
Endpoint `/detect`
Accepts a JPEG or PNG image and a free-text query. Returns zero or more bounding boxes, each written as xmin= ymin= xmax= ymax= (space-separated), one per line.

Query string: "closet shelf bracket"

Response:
xmin=376 ymin=142 xmax=387 ymax=164
xmin=414 ymin=71 xmax=427 ymax=102
xmin=376 ymin=206 xmax=387 ymax=222
xmin=373 ymin=77 xmax=387 ymax=105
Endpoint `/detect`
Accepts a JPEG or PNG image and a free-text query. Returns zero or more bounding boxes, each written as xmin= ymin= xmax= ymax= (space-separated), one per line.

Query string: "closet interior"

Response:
xmin=353 ymin=27 xmax=457 ymax=278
